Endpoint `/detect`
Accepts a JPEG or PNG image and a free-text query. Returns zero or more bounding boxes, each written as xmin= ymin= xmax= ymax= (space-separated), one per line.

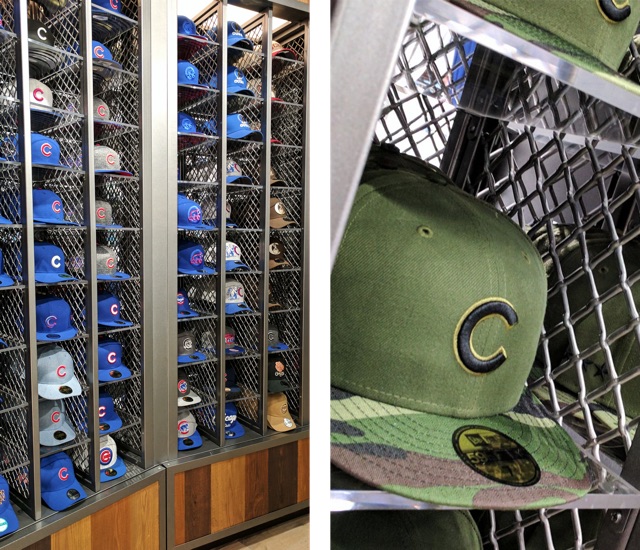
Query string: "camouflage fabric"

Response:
xmin=331 ymin=387 xmax=594 ymax=510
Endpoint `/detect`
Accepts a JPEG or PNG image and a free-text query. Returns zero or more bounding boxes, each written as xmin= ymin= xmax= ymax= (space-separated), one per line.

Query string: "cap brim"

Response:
xmin=98 ymin=318 xmax=133 ymax=328
xmin=36 ymin=326 xmax=78 ymax=342
xmin=178 ymin=308 xmax=199 ymax=318
xmin=177 ymin=223 xmax=215 ymax=231
xmin=40 ymin=421 xmax=76 ymax=446
xmin=0 ymin=274 xmax=14 ymax=287
xmin=96 ymin=272 xmax=131 ymax=281
xmin=225 ymin=421 xmax=245 ymax=439
xmin=34 ymin=271 xmax=77 ymax=283
xmin=177 ymin=391 xmax=202 ymax=407
xmin=38 ymin=375 xmax=83 ymax=400
xmin=228 ymin=87 xmax=255 ymax=97
xmin=100 ymin=455 xmax=127 ymax=482
xmin=272 ymin=48 xmax=297 ymax=60
xmin=228 ymin=129 xmax=263 ymax=141
xmin=41 ymin=479 xmax=87 ymax=511
xmin=95 ymin=169 xmax=133 ymax=177
xmin=0 ymin=215 xmax=11 ymax=224
xmin=225 ymin=260 xmax=250 ymax=272
xmin=93 ymin=58 xmax=122 ymax=72
xmin=178 ymin=265 xmax=216 ymax=275
xmin=226 ymin=386 xmax=243 ymax=399
xmin=228 ymin=38 xmax=253 ymax=51
xmin=98 ymin=365 xmax=132 ymax=382
xmin=0 ymin=501 xmax=19 ymax=536
xmin=225 ymin=302 xmax=253 ymax=315
xmin=225 ymin=345 xmax=245 ymax=356
xmin=178 ymin=429 xmax=202 ymax=450
xmin=270 ymin=177 xmax=286 ymax=186
xmin=96 ymin=222 xmax=124 ymax=229
xmin=177 ymin=351 xmax=206 ymax=364
xmin=34 ymin=218 xmax=79 ymax=226
xmin=268 ymin=342 xmax=290 ymax=352
xmin=267 ymin=413 xmax=296 ymax=432
xmin=269 ymin=380 xmax=293 ymax=393
xmin=227 ymin=175 xmax=252 ymax=185
xmin=99 ymin=414 xmax=123 ymax=434
xmin=270 ymin=217 xmax=296 ymax=229
xmin=269 ymin=259 xmax=291 ymax=270
xmin=330 ymin=387 xmax=593 ymax=510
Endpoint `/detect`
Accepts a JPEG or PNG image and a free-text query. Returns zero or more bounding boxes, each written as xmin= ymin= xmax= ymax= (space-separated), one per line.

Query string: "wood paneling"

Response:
xmin=244 ymin=449 xmax=269 ymax=521
xmin=23 ymin=537 xmax=52 ymax=550
xmin=50 ymin=516 xmax=92 ymax=550
xmin=297 ymin=437 xmax=310 ymax=502
xmin=210 ymin=455 xmax=246 ymax=533
xmin=174 ymin=472 xmax=186 ymax=545
xmin=268 ymin=442 xmax=298 ymax=512
xmin=184 ymin=466 xmax=211 ymax=542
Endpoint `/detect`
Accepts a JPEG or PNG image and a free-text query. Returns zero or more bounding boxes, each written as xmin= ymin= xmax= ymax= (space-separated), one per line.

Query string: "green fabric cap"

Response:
xmin=453 ymin=0 xmax=640 ymax=71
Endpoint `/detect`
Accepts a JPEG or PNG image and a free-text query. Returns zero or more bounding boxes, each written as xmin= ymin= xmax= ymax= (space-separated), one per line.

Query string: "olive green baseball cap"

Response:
xmin=449 ymin=0 xmax=640 ymax=92
xmin=534 ymin=224 xmax=640 ymax=417
xmin=331 ymin=144 xmax=593 ymax=509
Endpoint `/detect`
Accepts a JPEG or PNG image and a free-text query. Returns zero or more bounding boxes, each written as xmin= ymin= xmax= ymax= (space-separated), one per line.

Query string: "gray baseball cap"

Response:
xmin=96 ymin=245 xmax=130 ymax=280
xmin=94 ymin=145 xmax=132 ymax=176
xmin=177 ymin=368 xmax=202 ymax=407
xmin=95 ymin=199 xmax=122 ymax=229
xmin=29 ymin=78 xmax=54 ymax=112
xmin=177 ymin=331 xmax=206 ymax=363
xmin=39 ymin=400 xmax=76 ymax=446
xmin=37 ymin=344 xmax=82 ymax=399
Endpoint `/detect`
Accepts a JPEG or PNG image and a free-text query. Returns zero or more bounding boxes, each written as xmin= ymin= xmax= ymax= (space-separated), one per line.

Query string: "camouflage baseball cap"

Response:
xmin=331 ymin=144 xmax=593 ymax=509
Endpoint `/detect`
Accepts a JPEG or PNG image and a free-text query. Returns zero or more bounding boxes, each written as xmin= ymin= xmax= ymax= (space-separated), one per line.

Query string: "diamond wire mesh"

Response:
xmin=271 ymin=146 xmax=302 ymax=188
xmin=98 ymin=278 xmax=141 ymax=327
xmin=282 ymin=33 xmax=306 ymax=64
xmin=98 ymin=229 xmax=141 ymax=278
xmin=0 ymin=34 xmax=17 ymax=99
xmin=98 ymin=73 xmax=140 ymax=128
xmin=0 ymin=348 xmax=27 ymax=405
xmin=269 ymin=269 xmax=300 ymax=312
xmin=0 ymin=286 xmax=23 ymax=345
xmin=0 ymin=398 xmax=30 ymax=501
xmin=272 ymin=103 xmax=302 ymax=146
xmin=271 ymin=187 xmax=302 ymax=227
xmin=95 ymin=180 xmax=141 ymax=228
xmin=0 ymin=226 xmax=22 ymax=281
xmin=35 ymin=173 xmax=86 ymax=223
xmin=98 ymin=16 xmax=139 ymax=75
xmin=97 ymin=129 xmax=139 ymax=177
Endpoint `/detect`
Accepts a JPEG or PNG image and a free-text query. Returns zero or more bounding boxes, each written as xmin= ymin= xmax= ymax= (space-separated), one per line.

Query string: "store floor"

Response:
xmin=203 ymin=512 xmax=310 ymax=549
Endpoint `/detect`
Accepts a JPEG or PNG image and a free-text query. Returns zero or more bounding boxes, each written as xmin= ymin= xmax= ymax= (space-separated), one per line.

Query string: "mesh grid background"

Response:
xmin=362 ymin=11 xmax=640 ymax=549
xmin=0 ymin=400 xmax=30 ymax=502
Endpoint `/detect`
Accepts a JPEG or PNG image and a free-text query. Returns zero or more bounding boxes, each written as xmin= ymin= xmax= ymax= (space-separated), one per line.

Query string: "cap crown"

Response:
xmin=34 ymin=241 xmax=68 ymax=276
xmin=99 ymin=435 xmax=118 ymax=469
xmin=178 ymin=15 xmax=197 ymax=35
xmin=33 ymin=189 xmax=68 ymax=223
xmin=332 ymin=149 xmax=547 ymax=418
xmin=94 ymin=0 xmax=122 ymax=13
xmin=225 ymin=280 xmax=245 ymax=304
xmin=40 ymin=452 xmax=76 ymax=492
xmin=37 ymin=345 xmax=75 ymax=384
xmin=92 ymin=41 xmax=114 ymax=61
xmin=98 ymin=337 xmax=123 ymax=369
xmin=95 ymin=145 xmax=122 ymax=171
xmin=93 ymin=98 xmax=111 ymax=121
xmin=32 ymin=133 xmax=61 ymax=166
xmin=35 ymin=296 xmax=73 ymax=333
xmin=177 ymin=411 xmax=197 ymax=438
xmin=177 ymin=331 xmax=197 ymax=355
xmin=178 ymin=112 xmax=198 ymax=133
xmin=178 ymin=61 xmax=200 ymax=85
xmin=95 ymin=199 xmax=115 ymax=225
xmin=96 ymin=245 xmax=121 ymax=277
xmin=29 ymin=79 xmax=53 ymax=109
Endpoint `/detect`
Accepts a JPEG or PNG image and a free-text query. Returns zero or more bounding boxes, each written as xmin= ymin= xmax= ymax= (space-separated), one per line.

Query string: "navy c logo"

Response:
xmin=597 ymin=0 xmax=631 ymax=22
xmin=454 ymin=298 xmax=518 ymax=374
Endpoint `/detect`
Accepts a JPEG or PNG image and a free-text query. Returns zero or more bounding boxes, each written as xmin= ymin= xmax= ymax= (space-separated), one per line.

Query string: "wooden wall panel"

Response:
xmin=268 ymin=442 xmax=298 ymax=512
xmin=50 ymin=516 xmax=92 ymax=550
xmin=23 ymin=536 xmax=52 ymax=550
xmin=297 ymin=437 xmax=310 ymax=502
xmin=174 ymin=472 xmax=186 ymax=545
xmin=184 ymin=467 xmax=211 ymax=542
xmin=244 ymin=449 xmax=269 ymax=522
xmin=210 ymin=455 xmax=246 ymax=534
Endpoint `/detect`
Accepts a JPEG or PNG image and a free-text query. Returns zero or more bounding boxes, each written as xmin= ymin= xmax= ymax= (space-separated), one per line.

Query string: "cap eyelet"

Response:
xmin=417 ymin=225 xmax=433 ymax=238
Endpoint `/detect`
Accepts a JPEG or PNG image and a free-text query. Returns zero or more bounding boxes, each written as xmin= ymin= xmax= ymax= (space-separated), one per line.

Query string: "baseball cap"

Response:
xmin=226 ymin=66 xmax=255 ymax=96
xmin=177 ymin=60 xmax=209 ymax=88
xmin=177 ymin=368 xmax=202 ymax=407
xmin=39 ymin=400 xmax=76 ymax=446
xmin=268 ymin=358 xmax=292 ymax=393
xmin=97 ymin=291 xmax=133 ymax=327
xmin=32 ymin=0 xmax=68 ymax=16
xmin=31 ymin=134 xmax=65 ymax=168
xmin=33 ymin=189 xmax=78 ymax=225
xmin=98 ymin=336 xmax=132 ymax=382
xmin=92 ymin=40 xmax=122 ymax=72
xmin=533 ymin=225 xmax=640 ymax=418
xmin=331 ymin=509 xmax=482 ymax=550
xmin=178 ymin=240 xmax=216 ymax=275
xmin=95 ymin=198 xmax=122 ymax=228
xmin=34 ymin=241 xmax=77 ymax=283
xmin=35 ymin=296 xmax=78 ymax=341
xmin=216 ymin=402 xmax=245 ymax=439
xmin=267 ymin=392 xmax=296 ymax=432
xmin=27 ymin=20 xmax=61 ymax=78
xmin=226 ymin=113 xmax=263 ymax=141
xmin=40 ymin=452 xmax=86 ymax=511
xmin=177 ymin=410 xmax=202 ymax=450
xmin=268 ymin=239 xmax=291 ymax=270
xmin=226 ymin=158 xmax=252 ymax=185
xmin=225 ymin=365 xmax=242 ymax=399
xmin=94 ymin=145 xmax=133 ymax=176
xmin=177 ymin=196 xmax=214 ymax=231
xmin=330 ymin=144 xmax=592 ymax=509
xmin=177 ymin=331 xmax=206 ymax=363
xmin=96 ymin=245 xmax=130 ymax=280
xmin=178 ymin=15 xmax=197 ymax=36
xmin=271 ymin=40 xmax=297 ymax=61
xmin=268 ymin=285 xmax=282 ymax=309
xmin=93 ymin=0 xmax=122 ymax=14
xmin=270 ymin=168 xmax=285 ymax=186
xmin=217 ymin=241 xmax=250 ymax=272
xmin=29 ymin=78 xmax=54 ymax=112
xmin=269 ymin=198 xmax=296 ymax=228
xmin=93 ymin=98 xmax=124 ymax=130
xmin=98 ymin=391 xmax=122 ymax=434
xmin=0 ymin=474 xmax=19 ymax=536
xmin=211 ymin=201 xmax=238 ymax=228
xmin=0 ymin=250 xmax=14 ymax=288
xmin=37 ymin=344 xmax=82 ymax=399
xmin=177 ymin=288 xmax=199 ymax=318
xmin=267 ymin=324 xmax=289 ymax=352
xmin=225 ymin=279 xmax=252 ymax=315
xmin=225 ymin=21 xmax=254 ymax=51
xmin=99 ymin=435 xmax=127 ymax=482
xmin=225 ymin=327 xmax=245 ymax=357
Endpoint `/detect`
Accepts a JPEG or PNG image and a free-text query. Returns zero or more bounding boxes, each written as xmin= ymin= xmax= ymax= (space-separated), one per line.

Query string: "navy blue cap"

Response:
xmin=225 ymin=364 xmax=242 ymax=399
xmin=93 ymin=0 xmax=122 ymax=13
xmin=40 ymin=452 xmax=87 ymax=511
xmin=177 ymin=196 xmax=214 ymax=231
xmin=178 ymin=15 xmax=197 ymax=36
xmin=98 ymin=391 xmax=123 ymax=434
xmin=97 ymin=292 xmax=133 ymax=328
xmin=178 ymin=240 xmax=216 ymax=275
xmin=214 ymin=402 xmax=245 ymax=439
xmin=34 ymin=241 xmax=77 ymax=283
xmin=227 ymin=113 xmax=263 ymax=141
xmin=177 ymin=288 xmax=199 ymax=318
xmin=35 ymin=296 xmax=78 ymax=341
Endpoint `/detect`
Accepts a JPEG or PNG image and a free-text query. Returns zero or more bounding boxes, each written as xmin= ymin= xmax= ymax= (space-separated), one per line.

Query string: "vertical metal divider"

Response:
xmin=259 ymin=9 xmax=273 ymax=436
xmin=143 ymin=0 xmax=175 ymax=463
xmin=214 ymin=0 xmax=228 ymax=448
xmin=300 ymin=20 xmax=309 ymax=427
xmin=14 ymin=0 xmax=40 ymax=520
xmin=79 ymin=0 xmax=99 ymax=493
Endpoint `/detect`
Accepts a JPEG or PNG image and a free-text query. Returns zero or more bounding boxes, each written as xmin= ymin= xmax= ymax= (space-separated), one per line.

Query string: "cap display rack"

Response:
xmin=332 ymin=0 xmax=640 ymax=548
xmin=172 ymin=1 xmax=307 ymax=457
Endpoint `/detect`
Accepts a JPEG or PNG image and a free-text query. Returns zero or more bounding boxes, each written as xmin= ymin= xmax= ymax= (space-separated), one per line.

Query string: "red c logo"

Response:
xmin=56 ymin=365 xmax=66 ymax=378
xmin=33 ymin=88 xmax=44 ymax=102
xmin=51 ymin=411 xmax=60 ymax=423
xmin=106 ymin=258 xmax=115 ymax=269
xmin=58 ymin=467 xmax=69 ymax=481
xmin=41 ymin=143 xmax=52 ymax=157
xmin=106 ymin=153 xmax=116 ymax=165
xmin=94 ymin=45 xmax=105 ymax=58
xmin=96 ymin=207 xmax=106 ymax=219
xmin=110 ymin=0 xmax=118 ymax=9
xmin=97 ymin=105 xmax=107 ymax=118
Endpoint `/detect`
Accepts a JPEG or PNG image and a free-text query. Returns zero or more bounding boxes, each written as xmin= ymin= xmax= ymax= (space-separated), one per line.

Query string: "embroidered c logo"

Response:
xmin=454 ymin=298 xmax=518 ymax=374
xmin=597 ymin=0 xmax=631 ymax=22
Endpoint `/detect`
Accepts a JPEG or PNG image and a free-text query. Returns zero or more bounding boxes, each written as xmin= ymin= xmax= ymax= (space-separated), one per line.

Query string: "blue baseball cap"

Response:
xmin=178 ymin=240 xmax=216 ymax=275
xmin=0 ymin=250 xmax=14 ymax=288
xmin=177 ymin=410 xmax=202 ymax=450
xmin=31 ymin=133 xmax=65 ymax=167
xmin=99 ymin=435 xmax=127 ymax=482
xmin=209 ymin=65 xmax=255 ymax=96
xmin=226 ymin=21 xmax=254 ymax=51
xmin=0 ymin=474 xmax=19 ymax=536
xmin=93 ymin=0 xmax=122 ymax=14
xmin=33 ymin=189 xmax=79 ymax=225
xmin=98 ymin=336 xmax=132 ymax=382
xmin=92 ymin=40 xmax=122 ymax=73
xmin=97 ymin=292 xmax=133 ymax=328
xmin=177 ymin=288 xmax=199 ymax=318
xmin=98 ymin=391 xmax=123 ymax=434
xmin=178 ymin=15 xmax=197 ymax=36
xmin=35 ymin=296 xmax=78 ymax=341
xmin=216 ymin=402 xmax=245 ymax=439
xmin=34 ymin=241 xmax=77 ymax=283
xmin=227 ymin=113 xmax=263 ymax=141
xmin=40 ymin=452 xmax=87 ymax=511
xmin=178 ymin=112 xmax=204 ymax=135
xmin=177 ymin=331 xmax=206 ymax=364
xmin=177 ymin=196 xmax=214 ymax=231
xmin=178 ymin=61 xmax=208 ymax=88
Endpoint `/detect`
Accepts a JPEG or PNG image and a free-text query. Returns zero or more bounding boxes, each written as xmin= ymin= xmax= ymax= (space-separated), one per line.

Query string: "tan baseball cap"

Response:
xmin=269 ymin=197 xmax=296 ymax=229
xmin=267 ymin=392 xmax=296 ymax=432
